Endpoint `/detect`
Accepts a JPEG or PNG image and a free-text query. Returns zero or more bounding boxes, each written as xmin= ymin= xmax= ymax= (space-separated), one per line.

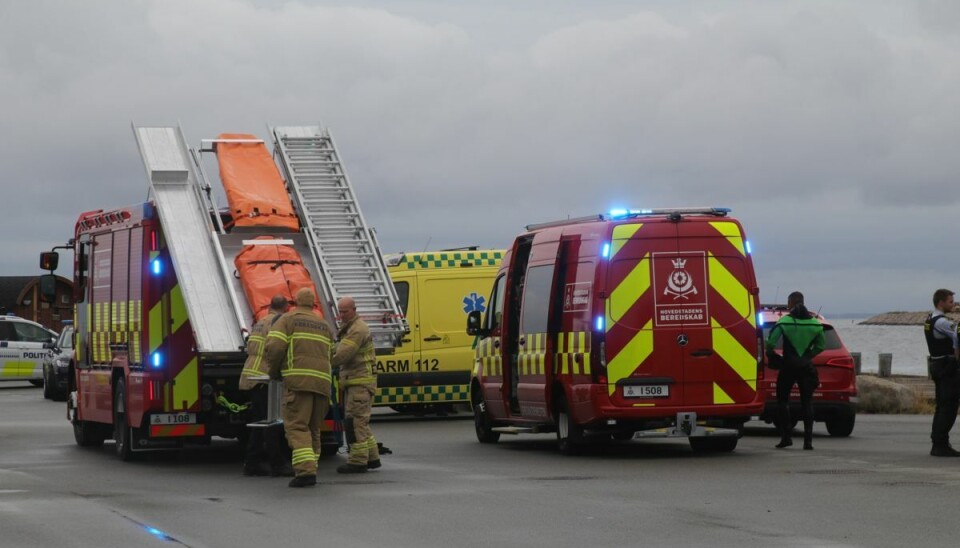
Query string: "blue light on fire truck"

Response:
xmin=595 ymin=316 xmax=604 ymax=331
xmin=609 ymin=208 xmax=628 ymax=218
xmin=151 ymin=352 xmax=162 ymax=368
xmin=757 ymin=313 xmax=764 ymax=327
xmin=151 ymin=258 xmax=162 ymax=275
xmin=745 ymin=240 xmax=752 ymax=254
xmin=601 ymin=242 xmax=611 ymax=258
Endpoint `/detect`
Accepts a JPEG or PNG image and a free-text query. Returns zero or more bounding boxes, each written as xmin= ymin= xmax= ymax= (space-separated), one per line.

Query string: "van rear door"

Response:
xmin=604 ymin=221 xmax=686 ymax=406
xmin=674 ymin=219 xmax=759 ymax=407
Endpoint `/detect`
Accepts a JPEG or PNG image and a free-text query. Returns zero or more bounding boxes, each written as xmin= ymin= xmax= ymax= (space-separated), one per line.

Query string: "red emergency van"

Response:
xmin=467 ymin=207 xmax=765 ymax=453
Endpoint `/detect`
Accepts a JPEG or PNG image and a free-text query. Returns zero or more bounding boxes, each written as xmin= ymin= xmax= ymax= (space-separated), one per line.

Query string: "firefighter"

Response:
xmin=924 ymin=288 xmax=960 ymax=457
xmin=239 ymin=295 xmax=293 ymax=477
xmin=264 ymin=288 xmax=333 ymax=487
xmin=333 ymin=296 xmax=381 ymax=474
xmin=765 ymin=291 xmax=825 ymax=450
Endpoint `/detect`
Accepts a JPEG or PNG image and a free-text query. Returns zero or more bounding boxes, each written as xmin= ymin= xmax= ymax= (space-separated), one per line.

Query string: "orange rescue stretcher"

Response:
xmin=217 ymin=133 xmax=299 ymax=231
xmin=234 ymin=236 xmax=323 ymax=321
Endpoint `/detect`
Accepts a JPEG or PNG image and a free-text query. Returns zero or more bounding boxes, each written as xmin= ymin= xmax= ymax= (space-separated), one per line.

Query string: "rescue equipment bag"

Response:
xmin=217 ymin=133 xmax=300 ymax=231
xmin=235 ymin=237 xmax=323 ymax=321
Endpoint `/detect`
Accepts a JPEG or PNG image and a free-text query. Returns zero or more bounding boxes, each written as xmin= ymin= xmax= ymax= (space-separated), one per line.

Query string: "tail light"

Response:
xmin=826 ymin=356 xmax=855 ymax=368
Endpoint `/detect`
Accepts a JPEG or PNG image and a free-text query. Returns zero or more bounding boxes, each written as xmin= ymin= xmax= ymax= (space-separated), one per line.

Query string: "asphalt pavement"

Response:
xmin=1 ymin=381 xmax=958 ymax=548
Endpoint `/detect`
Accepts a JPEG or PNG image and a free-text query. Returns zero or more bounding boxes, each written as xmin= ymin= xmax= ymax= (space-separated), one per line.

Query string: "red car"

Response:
xmin=759 ymin=305 xmax=857 ymax=437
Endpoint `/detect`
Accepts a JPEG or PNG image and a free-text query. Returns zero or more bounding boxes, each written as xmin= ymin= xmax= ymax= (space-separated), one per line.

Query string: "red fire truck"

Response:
xmin=39 ymin=125 xmax=405 ymax=460
xmin=467 ymin=208 xmax=764 ymax=453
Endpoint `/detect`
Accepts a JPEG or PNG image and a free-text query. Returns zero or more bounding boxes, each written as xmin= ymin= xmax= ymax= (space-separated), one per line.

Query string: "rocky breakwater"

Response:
xmin=861 ymin=310 xmax=960 ymax=325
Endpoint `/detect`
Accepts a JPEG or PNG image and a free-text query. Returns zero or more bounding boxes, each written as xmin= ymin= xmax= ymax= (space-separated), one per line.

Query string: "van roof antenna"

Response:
xmin=421 ymin=237 xmax=432 ymax=254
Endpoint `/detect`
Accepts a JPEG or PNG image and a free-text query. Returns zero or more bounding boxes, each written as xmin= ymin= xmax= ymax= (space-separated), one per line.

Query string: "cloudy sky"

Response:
xmin=2 ymin=0 xmax=959 ymax=315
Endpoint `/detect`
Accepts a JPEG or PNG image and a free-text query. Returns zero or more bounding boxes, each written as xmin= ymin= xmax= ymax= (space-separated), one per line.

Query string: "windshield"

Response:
xmin=59 ymin=327 xmax=74 ymax=349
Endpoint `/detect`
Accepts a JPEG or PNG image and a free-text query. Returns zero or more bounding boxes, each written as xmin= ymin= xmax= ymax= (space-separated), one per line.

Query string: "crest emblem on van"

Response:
xmin=665 ymin=258 xmax=698 ymax=299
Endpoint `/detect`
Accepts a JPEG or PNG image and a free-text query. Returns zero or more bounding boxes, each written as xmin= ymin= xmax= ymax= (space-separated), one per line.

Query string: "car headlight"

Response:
xmin=54 ymin=356 xmax=71 ymax=368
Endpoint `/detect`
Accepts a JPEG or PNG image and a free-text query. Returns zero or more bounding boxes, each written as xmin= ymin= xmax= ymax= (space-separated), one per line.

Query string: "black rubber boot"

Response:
xmin=271 ymin=462 xmax=295 ymax=477
xmin=288 ymin=475 xmax=317 ymax=488
xmin=367 ymin=459 xmax=381 ymax=470
xmin=803 ymin=421 xmax=814 ymax=450
xmin=775 ymin=404 xmax=792 ymax=448
xmin=242 ymin=462 xmax=271 ymax=477
xmin=337 ymin=463 xmax=368 ymax=474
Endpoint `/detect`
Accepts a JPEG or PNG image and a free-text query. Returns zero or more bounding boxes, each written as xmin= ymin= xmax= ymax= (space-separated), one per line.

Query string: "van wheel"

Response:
xmin=555 ymin=400 xmax=583 ymax=455
xmin=113 ymin=380 xmax=136 ymax=461
xmin=473 ymin=401 xmax=500 ymax=444
xmin=689 ymin=436 xmax=738 ymax=453
xmin=826 ymin=410 xmax=856 ymax=437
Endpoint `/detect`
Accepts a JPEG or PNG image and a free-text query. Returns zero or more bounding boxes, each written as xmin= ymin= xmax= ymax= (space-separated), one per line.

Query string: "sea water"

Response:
xmin=831 ymin=319 xmax=927 ymax=377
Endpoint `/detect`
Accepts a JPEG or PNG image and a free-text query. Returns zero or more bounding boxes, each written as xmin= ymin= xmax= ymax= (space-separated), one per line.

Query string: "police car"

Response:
xmin=0 ymin=314 xmax=57 ymax=386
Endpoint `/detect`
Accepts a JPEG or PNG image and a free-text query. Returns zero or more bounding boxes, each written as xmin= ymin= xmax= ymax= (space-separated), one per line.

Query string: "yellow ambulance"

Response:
xmin=379 ymin=249 xmax=504 ymax=414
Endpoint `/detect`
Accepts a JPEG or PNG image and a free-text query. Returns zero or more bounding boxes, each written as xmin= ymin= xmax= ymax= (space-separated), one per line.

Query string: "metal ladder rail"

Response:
xmin=131 ymin=125 xmax=246 ymax=353
xmin=271 ymin=126 xmax=406 ymax=342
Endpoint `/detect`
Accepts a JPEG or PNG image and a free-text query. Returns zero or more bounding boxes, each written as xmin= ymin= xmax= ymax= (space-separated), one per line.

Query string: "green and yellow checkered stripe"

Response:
xmin=399 ymin=251 xmax=504 ymax=269
xmin=375 ymin=384 xmax=470 ymax=405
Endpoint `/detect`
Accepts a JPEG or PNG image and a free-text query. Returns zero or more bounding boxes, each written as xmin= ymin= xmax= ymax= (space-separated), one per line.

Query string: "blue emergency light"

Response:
xmin=151 ymin=352 xmax=162 ymax=368
xmin=745 ymin=241 xmax=752 ymax=254
xmin=595 ymin=316 xmax=604 ymax=331
xmin=601 ymin=242 xmax=611 ymax=258
xmin=151 ymin=258 xmax=162 ymax=275
xmin=757 ymin=313 xmax=764 ymax=326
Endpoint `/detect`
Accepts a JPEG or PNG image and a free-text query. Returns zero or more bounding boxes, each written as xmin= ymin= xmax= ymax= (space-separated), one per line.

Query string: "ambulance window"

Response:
xmin=486 ymin=275 xmax=506 ymax=330
xmin=521 ymin=265 xmax=554 ymax=334
xmin=14 ymin=322 xmax=53 ymax=343
xmin=393 ymin=281 xmax=410 ymax=316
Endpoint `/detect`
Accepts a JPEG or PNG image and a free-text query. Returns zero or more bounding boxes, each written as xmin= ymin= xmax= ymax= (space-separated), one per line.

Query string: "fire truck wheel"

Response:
xmin=113 ymin=380 xmax=136 ymax=461
xmin=688 ymin=436 xmax=738 ymax=453
xmin=555 ymin=400 xmax=583 ymax=455
xmin=73 ymin=420 xmax=106 ymax=447
xmin=473 ymin=401 xmax=500 ymax=444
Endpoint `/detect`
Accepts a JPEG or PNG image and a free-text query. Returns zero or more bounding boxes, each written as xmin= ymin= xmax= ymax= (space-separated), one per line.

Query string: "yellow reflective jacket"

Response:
xmin=239 ymin=311 xmax=282 ymax=391
xmin=264 ymin=307 xmax=333 ymax=395
xmin=333 ymin=317 xmax=376 ymax=391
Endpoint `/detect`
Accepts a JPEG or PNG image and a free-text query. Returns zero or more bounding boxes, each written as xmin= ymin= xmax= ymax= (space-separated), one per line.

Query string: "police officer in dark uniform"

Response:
xmin=924 ymin=288 xmax=960 ymax=457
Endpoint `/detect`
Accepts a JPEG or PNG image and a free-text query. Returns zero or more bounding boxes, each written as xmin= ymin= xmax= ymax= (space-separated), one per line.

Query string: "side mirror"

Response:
xmin=40 ymin=251 xmax=59 ymax=271
xmin=43 ymin=341 xmax=55 ymax=349
xmin=466 ymin=310 xmax=484 ymax=337
xmin=39 ymin=274 xmax=57 ymax=304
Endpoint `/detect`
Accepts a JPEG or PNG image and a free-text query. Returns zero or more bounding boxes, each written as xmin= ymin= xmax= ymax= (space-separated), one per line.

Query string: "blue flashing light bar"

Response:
xmin=601 ymin=242 xmax=611 ymax=258
xmin=595 ymin=316 xmax=604 ymax=331
xmin=151 ymin=258 xmax=162 ymax=275
xmin=151 ymin=352 xmax=162 ymax=368
xmin=609 ymin=208 xmax=628 ymax=218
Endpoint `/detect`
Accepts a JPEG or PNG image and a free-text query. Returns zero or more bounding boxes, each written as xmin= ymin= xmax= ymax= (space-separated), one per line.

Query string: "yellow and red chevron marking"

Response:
xmin=555 ymin=331 xmax=592 ymax=376
xmin=149 ymin=424 xmax=206 ymax=437
xmin=602 ymin=220 xmax=758 ymax=404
